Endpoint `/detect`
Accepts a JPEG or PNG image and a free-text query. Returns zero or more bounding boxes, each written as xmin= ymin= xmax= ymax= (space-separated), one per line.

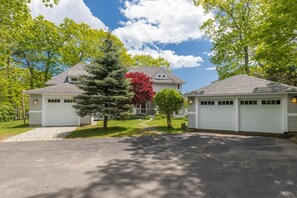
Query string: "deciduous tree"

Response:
xmin=125 ymin=72 xmax=155 ymax=106
xmin=155 ymin=89 xmax=184 ymax=128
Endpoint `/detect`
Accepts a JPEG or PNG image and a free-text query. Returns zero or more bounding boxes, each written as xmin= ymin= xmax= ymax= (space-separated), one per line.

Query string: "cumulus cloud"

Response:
xmin=114 ymin=0 xmax=211 ymax=49
xmin=129 ymin=48 xmax=203 ymax=69
xmin=113 ymin=0 xmax=211 ymax=69
xmin=29 ymin=0 xmax=107 ymax=30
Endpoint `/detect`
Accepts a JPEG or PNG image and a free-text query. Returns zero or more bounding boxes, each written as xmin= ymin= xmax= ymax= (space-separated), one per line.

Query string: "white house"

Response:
xmin=185 ymin=74 xmax=297 ymax=134
xmin=25 ymin=63 xmax=185 ymax=127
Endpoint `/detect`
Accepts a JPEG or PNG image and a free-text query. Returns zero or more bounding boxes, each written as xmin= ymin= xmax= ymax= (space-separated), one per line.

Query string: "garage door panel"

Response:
xmin=239 ymin=99 xmax=282 ymax=133
xmin=45 ymin=98 xmax=78 ymax=126
xmin=199 ymin=101 xmax=235 ymax=131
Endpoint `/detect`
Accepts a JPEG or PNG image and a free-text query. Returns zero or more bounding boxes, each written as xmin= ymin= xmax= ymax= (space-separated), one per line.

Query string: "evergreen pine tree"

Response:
xmin=73 ymin=34 xmax=133 ymax=129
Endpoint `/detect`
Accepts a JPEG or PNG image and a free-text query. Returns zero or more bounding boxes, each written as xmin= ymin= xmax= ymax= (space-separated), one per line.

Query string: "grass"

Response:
xmin=66 ymin=117 xmax=189 ymax=139
xmin=0 ymin=120 xmax=33 ymax=141
xmin=145 ymin=117 xmax=188 ymax=133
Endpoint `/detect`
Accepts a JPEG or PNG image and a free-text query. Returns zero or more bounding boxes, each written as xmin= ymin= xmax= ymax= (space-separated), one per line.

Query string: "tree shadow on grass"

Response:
xmin=11 ymin=123 xmax=30 ymax=129
xmin=66 ymin=126 xmax=146 ymax=138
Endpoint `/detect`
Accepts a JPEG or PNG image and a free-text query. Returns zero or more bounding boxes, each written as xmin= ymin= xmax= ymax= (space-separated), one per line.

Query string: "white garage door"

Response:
xmin=44 ymin=98 xmax=79 ymax=126
xmin=239 ymin=99 xmax=283 ymax=133
xmin=199 ymin=100 xmax=235 ymax=131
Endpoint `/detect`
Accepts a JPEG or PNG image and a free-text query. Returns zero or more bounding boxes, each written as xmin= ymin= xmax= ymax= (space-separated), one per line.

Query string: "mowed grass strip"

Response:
xmin=0 ymin=120 xmax=32 ymax=141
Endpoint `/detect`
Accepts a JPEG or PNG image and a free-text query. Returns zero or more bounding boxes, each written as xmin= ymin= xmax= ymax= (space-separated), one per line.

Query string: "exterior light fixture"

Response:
xmin=33 ymin=99 xmax=38 ymax=105
xmin=188 ymin=99 xmax=193 ymax=105
xmin=291 ymin=97 xmax=297 ymax=103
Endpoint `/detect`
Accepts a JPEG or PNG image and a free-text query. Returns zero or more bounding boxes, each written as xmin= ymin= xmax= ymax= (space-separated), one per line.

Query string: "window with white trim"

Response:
xmin=177 ymin=84 xmax=180 ymax=89
xmin=48 ymin=99 xmax=60 ymax=103
xmin=157 ymin=74 xmax=166 ymax=78
xmin=69 ymin=77 xmax=79 ymax=82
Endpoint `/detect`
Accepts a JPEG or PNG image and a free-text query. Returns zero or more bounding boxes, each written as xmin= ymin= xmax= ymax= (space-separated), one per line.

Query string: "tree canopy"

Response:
xmin=0 ymin=0 xmax=170 ymax=122
xmin=194 ymin=0 xmax=297 ymax=85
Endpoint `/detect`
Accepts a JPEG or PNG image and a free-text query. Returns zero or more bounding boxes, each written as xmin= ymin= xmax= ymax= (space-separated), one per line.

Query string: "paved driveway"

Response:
xmin=2 ymin=127 xmax=77 ymax=142
xmin=0 ymin=133 xmax=296 ymax=198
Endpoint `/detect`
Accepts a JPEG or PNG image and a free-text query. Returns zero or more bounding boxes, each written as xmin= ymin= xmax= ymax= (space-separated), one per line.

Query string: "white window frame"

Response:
xmin=69 ymin=77 xmax=80 ymax=82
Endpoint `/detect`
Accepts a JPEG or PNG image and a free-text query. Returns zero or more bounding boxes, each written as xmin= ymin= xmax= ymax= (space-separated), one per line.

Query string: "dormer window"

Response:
xmin=157 ymin=74 xmax=166 ymax=78
xmin=69 ymin=77 xmax=79 ymax=82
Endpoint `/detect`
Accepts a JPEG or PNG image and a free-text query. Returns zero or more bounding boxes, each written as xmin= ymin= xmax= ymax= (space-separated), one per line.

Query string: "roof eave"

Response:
xmin=184 ymin=92 xmax=297 ymax=97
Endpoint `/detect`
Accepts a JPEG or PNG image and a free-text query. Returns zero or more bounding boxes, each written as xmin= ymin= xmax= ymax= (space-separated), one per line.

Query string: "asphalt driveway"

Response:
xmin=0 ymin=133 xmax=296 ymax=198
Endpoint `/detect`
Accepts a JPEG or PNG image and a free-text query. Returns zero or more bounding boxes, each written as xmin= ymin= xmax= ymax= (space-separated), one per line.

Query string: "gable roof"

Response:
xmin=184 ymin=74 xmax=297 ymax=97
xmin=25 ymin=83 xmax=83 ymax=94
xmin=128 ymin=67 xmax=185 ymax=84
xmin=46 ymin=63 xmax=185 ymax=85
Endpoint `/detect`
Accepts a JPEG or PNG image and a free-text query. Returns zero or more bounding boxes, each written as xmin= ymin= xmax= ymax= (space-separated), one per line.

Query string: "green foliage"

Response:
xmin=0 ymin=104 xmax=15 ymax=122
xmin=254 ymin=0 xmax=297 ymax=86
xmin=133 ymin=55 xmax=170 ymax=68
xmin=155 ymin=89 xmax=184 ymax=128
xmin=194 ymin=0 xmax=260 ymax=79
xmin=194 ymin=0 xmax=297 ymax=86
xmin=73 ymin=35 xmax=133 ymax=129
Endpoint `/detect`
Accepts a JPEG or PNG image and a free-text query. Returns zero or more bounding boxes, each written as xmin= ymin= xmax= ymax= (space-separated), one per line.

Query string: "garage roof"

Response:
xmin=45 ymin=63 xmax=185 ymax=85
xmin=25 ymin=83 xmax=83 ymax=94
xmin=184 ymin=74 xmax=297 ymax=96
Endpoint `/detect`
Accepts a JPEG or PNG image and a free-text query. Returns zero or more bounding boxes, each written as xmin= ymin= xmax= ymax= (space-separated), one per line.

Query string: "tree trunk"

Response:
xmin=244 ymin=46 xmax=250 ymax=74
xmin=166 ymin=113 xmax=172 ymax=128
xmin=103 ymin=115 xmax=108 ymax=129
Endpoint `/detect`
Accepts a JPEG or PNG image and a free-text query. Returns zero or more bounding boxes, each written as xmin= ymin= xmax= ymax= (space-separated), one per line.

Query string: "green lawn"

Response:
xmin=66 ymin=117 xmax=188 ymax=139
xmin=0 ymin=120 xmax=33 ymax=141
xmin=145 ymin=117 xmax=188 ymax=133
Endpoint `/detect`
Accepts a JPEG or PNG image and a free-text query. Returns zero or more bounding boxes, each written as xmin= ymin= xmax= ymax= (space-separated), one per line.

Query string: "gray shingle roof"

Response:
xmin=45 ymin=63 xmax=87 ymax=85
xmin=184 ymin=74 xmax=297 ymax=96
xmin=45 ymin=63 xmax=185 ymax=85
xmin=25 ymin=83 xmax=83 ymax=94
xmin=128 ymin=67 xmax=185 ymax=84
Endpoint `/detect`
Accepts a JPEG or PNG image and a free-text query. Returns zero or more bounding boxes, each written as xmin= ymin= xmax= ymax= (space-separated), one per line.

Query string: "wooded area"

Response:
xmin=0 ymin=0 xmax=169 ymax=121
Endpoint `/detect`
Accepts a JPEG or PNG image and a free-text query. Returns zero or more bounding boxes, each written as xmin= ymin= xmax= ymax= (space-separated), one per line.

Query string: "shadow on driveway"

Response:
xmin=1 ymin=133 xmax=296 ymax=198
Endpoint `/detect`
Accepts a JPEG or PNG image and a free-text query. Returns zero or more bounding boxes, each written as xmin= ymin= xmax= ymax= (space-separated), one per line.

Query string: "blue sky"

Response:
xmin=29 ymin=0 xmax=218 ymax=93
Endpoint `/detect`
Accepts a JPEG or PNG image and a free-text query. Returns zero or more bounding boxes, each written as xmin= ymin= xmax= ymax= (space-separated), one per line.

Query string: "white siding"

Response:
xmin=153 ymin=83 xmax=180 ymax=93
xmin=188 ymin=114 xmax=196 ymax=128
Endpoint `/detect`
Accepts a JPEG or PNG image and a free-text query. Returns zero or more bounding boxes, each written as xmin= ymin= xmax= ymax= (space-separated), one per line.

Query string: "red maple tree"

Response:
xmin=125 ymin=72 xmax=155 ymax=106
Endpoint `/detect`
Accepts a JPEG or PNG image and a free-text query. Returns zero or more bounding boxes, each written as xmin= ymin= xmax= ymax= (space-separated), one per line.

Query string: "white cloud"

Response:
xmin=114 ymin=0 xmax=212 ymax=49
xmin=205 ymin=67 xmax=216 ymax=71
xmin=113 ymin=0 xmax=211 ymax=69
xmin=29 ymin=0 xmax=107 ymax=30
xmin=203 ymin=51 xmax=215 ymax=57
xmin=129 ymin=48 xmax=203 ymax=69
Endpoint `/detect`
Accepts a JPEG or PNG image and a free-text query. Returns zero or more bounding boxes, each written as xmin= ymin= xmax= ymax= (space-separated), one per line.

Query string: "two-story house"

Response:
xmin=25 ymin=63 xmax=185 ymax=126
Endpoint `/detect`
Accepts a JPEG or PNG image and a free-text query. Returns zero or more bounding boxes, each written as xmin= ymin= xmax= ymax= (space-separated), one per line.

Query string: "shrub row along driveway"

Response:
xmin=0 ymin=133 xmax=296 ymax=198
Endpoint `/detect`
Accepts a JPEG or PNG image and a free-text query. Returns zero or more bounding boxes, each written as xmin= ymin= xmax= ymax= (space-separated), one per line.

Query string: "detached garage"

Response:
xmin=185 ymin=74 xmax=297 ymax=134
xmin=25 ymin=83 xmax=94 ymax=127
